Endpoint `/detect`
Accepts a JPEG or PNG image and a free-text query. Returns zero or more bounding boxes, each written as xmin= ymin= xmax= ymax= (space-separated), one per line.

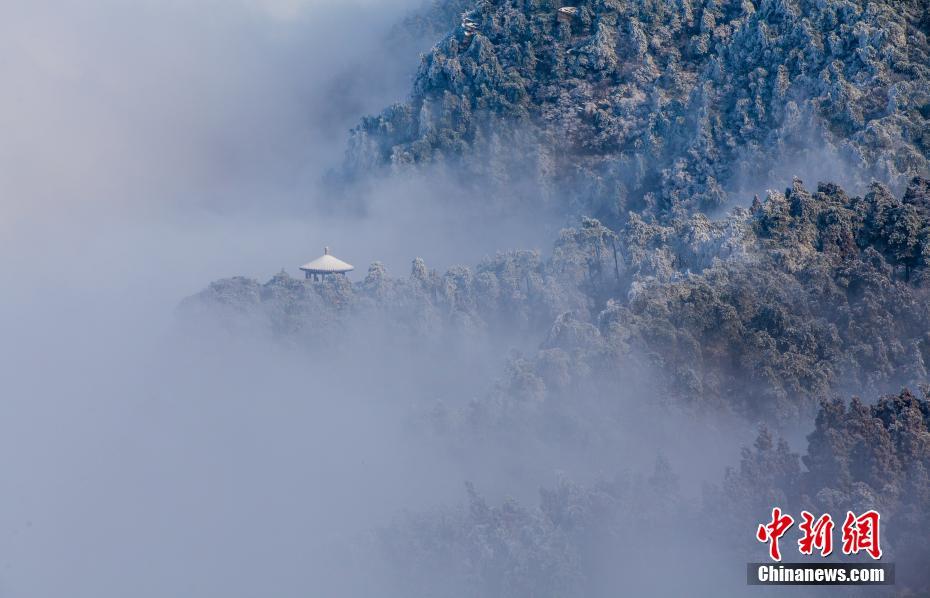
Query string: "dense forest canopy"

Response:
xmin=344 ymin=0 xmax=930 ymax=221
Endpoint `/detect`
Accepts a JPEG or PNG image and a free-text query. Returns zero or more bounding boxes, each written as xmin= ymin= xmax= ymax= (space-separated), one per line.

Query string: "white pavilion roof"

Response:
xmin=300 ymin=247 xmax=354 ymax=273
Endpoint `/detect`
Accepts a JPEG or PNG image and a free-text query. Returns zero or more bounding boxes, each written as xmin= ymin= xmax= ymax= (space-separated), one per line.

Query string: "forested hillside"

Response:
xmin=187 ymin=175 xmax=930 ymax=592
xmin=344 ymin=0 xmax=930 ymax=220
xmin=188 ymin=177 xmax=930 ymax=425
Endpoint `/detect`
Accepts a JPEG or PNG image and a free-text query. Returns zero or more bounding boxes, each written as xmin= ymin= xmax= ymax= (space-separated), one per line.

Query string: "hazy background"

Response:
xmin=0 ymin=1 xmax=565 ymax=596
xmin=0 ymin=1 xmax=769 ymax=596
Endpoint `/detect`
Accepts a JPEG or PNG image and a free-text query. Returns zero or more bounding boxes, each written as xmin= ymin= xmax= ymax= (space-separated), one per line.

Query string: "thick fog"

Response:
xmin=0 ymin=1 xmax=834 ymax=597
xmin=0 ymin=1 xmax=567 ymax=596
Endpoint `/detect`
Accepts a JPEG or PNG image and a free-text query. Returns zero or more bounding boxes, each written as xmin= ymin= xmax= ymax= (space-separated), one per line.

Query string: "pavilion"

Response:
xmin=300 ymin=247 xmax=354 ymax=281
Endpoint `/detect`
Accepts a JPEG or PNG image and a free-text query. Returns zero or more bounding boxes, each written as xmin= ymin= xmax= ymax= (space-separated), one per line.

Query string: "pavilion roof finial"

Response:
xmin=324 ymin=246 xmax=330 ymax=255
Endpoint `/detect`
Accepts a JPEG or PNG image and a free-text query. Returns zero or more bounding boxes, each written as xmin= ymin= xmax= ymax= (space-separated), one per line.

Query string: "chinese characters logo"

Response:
xmin=756 ymin=508 xmax=882 ymax=561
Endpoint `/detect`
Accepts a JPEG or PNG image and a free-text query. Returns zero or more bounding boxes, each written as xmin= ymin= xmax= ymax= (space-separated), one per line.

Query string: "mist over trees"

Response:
xmin=25 ymin=0 xmax=930 ymax=598
xmin=189 ymin=177 xmax=930 ymax=425
xmin=189 ymin=176 xmax=930 ymax=593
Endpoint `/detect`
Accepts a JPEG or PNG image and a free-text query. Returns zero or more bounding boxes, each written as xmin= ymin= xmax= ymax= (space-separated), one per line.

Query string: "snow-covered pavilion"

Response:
xmin=299 ymin=247 xmax=354 ymax=281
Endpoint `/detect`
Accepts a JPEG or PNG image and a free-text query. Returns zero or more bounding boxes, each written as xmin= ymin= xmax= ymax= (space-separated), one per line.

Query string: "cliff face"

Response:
xmin=344 ymin=0 xmax=930 ymax=221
